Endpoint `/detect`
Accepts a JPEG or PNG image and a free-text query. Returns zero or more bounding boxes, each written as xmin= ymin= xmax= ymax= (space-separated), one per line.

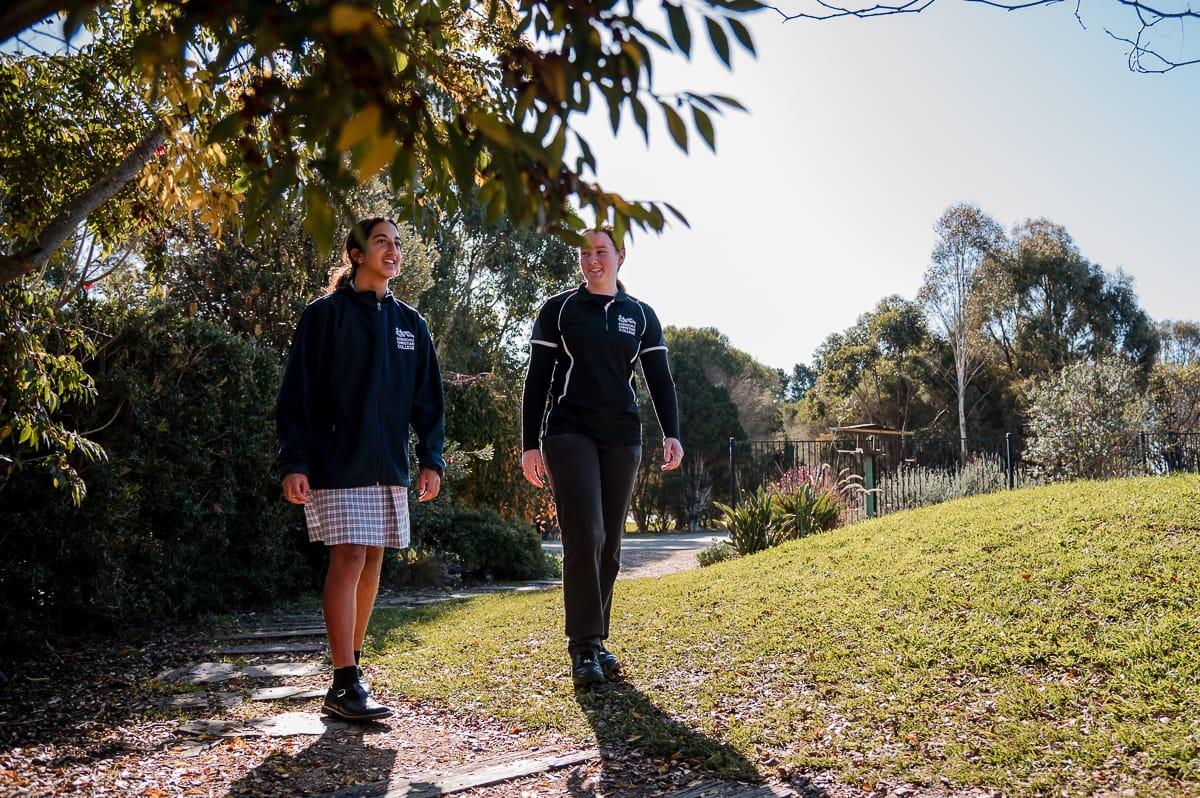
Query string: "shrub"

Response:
xmin=381 ymin=548 xmax=448 ymax=590
xmin=410 ymin=501 xmax=553 ymax=581
xmin=714 ymin=488 xmax=780 ymax=555
xmin=0 ymin=299 xmax=312 ymax=639
xmin=772 ymin=485 xmax=842 ymax=540
xmin=696 ymin=540 xmax=737 ymax=567
xmin=0 ymin=280 xmax=104 ymax=504
xmin=1024 ymin=355 xmax=1154 ymax=481
xmin=441 ymin=374 xmax=550 ymax=525
xmin=769 ymin=464 xmax=858 ymax=533
xmin=876 ymin=456 xmax=1014 ymax=512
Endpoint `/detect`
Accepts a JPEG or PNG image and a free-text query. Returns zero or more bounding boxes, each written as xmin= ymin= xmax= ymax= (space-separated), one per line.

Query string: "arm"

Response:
xmin=638 ymin=303 xmax=683 ymax=471
xmin=521 ymin=299 xmax=561 ymax=487
xmin=521 ymin=344 xmax=557 ymax=487
xmin=639 ymin=349 xmax=683 ymax=470
xmin=411 ymin=318 xmax=446 ymax=499
xmin=276 ymin=305 xmax=321 ymax=495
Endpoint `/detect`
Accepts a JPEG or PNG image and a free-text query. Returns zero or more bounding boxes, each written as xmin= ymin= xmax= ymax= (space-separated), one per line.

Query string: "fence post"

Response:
xmin=863 ymin=453 xmax=877 ymax=518
xmin=728 ymin=437 xmax=737 ymax=506
xmin=1005 ymin=432 xmax=1015 ymax=490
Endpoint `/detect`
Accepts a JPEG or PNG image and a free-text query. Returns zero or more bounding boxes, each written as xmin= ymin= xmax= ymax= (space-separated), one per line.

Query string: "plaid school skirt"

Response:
xmin=303 ymin=484 xmax=411 ymax=549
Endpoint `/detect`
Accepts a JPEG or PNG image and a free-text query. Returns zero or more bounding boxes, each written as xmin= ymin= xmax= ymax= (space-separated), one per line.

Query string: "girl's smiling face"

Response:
xmin=352 ymin=221 xmax=402 ymax=286
xmin=579 ymin=230 xmax=624 ymax=292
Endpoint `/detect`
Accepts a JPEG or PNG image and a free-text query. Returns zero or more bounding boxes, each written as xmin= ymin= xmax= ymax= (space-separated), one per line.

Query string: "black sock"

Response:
xmin=354 ymin=650 xmax=361 ymax=666
xmin=332 ymin=665 xmax=359 ymax=689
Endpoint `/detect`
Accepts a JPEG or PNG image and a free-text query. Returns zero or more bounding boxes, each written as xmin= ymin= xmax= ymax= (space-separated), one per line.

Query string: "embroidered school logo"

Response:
xmin=617 ymin=315 xmax=637 ymax=336
xmin=395 ymin=328 xmax=415 ymax=351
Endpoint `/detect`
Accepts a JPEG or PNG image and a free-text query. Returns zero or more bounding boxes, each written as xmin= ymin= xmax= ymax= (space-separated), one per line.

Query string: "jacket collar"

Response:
xmin=575 ymin=282 xmax=626 ymax=304
xmin=338 ymin=284 xmax=394 ymax=307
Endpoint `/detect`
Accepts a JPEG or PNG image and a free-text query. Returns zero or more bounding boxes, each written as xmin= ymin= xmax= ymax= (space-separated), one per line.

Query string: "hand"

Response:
xmin=416 ymin=468 xmax=441 ymax=502
xmin=521 ymin=449 xmax=548 ymax=488
xmin=282 ymin=473 xmax=309 ymax=504
xmin=662 ymin=438 xmax=684 ymax=472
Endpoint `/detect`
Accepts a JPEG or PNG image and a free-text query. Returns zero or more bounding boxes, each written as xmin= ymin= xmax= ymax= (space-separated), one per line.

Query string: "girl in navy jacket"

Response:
xmin=277 ymin=217 xmax=445 ymax=721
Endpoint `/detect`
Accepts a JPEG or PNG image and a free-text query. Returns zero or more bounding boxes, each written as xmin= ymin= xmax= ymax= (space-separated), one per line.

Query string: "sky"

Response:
xmin=571 ymin=0 xmax=1200 ymax=371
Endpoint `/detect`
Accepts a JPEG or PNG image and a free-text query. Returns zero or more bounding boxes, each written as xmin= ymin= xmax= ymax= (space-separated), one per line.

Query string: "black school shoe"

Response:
xmin=597 ymin=647 xmax=620 ymax=679
xmin=321 ymin=681 xmax=393 ymax=721
xmin=356 ymin=665 xmax=371 ymax=695
xmin=571 ymin=650 xmax=605 ymax=686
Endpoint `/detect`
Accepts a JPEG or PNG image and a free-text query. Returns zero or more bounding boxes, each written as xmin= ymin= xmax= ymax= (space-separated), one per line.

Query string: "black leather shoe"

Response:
xmin=597 ymin=647 xmax=620 ymax=679
xmin=321 ymin=682 xmax=392 ymax=721
xmin=571 ymin=651 xmax=605 ymax=686
xmin=356 ymin=665 xmax=372 ymax=695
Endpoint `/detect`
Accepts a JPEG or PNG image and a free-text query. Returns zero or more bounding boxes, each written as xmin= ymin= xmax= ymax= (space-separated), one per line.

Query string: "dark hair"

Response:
xmin=588 ymin=225 xmax=627 ymax=293
xmin=327 ymin=217 xmax=397 ymax=293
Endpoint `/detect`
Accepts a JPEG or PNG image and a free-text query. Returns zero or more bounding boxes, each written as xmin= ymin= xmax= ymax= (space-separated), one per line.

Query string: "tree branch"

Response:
xmin=0 ymin=0 xmax=67 ymax=46
xmin=0 ymin=121 xmax=166 ymax=286
xmin=771 ymin=0 xmax=1199 ymax=71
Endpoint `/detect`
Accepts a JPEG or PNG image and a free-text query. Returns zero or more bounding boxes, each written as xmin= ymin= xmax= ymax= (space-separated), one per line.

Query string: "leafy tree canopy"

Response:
xmin=1 ymin=0 xmax=763 ymax=283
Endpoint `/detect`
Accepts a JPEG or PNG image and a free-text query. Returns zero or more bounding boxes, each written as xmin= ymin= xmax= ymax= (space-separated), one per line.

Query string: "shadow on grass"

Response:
xmin=567 ymin=677 xmax=830 ymax=797
xmin=222 ymin=720 xmax=397 ymax=798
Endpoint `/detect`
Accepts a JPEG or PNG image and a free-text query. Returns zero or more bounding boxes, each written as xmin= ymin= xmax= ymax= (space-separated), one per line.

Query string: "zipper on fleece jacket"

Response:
xmin=374 ymin=299 xmax=385 ymax=483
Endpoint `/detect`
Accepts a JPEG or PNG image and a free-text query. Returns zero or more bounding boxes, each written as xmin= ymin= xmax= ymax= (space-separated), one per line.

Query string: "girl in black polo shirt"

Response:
xmin=521 ymin=227 xmax=683 ymax=685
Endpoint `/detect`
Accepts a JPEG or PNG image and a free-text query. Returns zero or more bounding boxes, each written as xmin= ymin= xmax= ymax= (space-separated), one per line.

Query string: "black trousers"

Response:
xmin=541 ymin=433 xmax=642 ymax=654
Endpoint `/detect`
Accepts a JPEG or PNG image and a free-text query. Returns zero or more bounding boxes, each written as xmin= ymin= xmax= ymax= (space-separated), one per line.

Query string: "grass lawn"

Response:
xmin=370 ymin=476 xmax=1200 ymax=795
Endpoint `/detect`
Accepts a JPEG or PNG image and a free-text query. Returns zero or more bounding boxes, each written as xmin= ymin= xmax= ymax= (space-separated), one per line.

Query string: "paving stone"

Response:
xmin=158 ymin=660 xmax=322 ymax=684
xmin=224 ymin=627 xmax=327 ymax=640
xmin=242 ymin=613 xmax=322 ymax=623
xmin=178 ymin=711 xmax=348 ymax=738
xmin=210 ymin=642 xmax=326 ymax=655
xmin=666 ymin=780 xmax=797 ymax=797
xmin=241 ymin=662 xmax=324 ymax=679
xmin=158 ymin=662 xmax=241 ymax=684
xmin=467 ymin=581 xmax=561 ymax=593
xmin=234 ymin=625 xmax=325 ymax=635
xmin=162 ymin=693 xmax=210 ymax=709
xmin=248 ymin=686 xmax=326 ymax=702
xmin=160 ymin=690 xmax=241 ymax=710
xmin=315 ymin=747 xmax=601 ymax=798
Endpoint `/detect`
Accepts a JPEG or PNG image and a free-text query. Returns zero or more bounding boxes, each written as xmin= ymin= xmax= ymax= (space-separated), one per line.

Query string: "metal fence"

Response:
xmin=728 ymin=431 xmax=1200 ymax=519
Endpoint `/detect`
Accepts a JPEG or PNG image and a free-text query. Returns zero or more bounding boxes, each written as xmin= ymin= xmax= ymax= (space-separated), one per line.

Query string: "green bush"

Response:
xmin=410 ymin=501 xmax=553 ymax=581
xmin=0 ymin=280 xmax=104 ymax=504
xmin=696 ymin=540 xmax=737 ymax=567
xmin=714 ymin=488 xmax=780 ymax=555
xmin=715 ymin=475 xmax=852 ymax=558
xmin=381 ymin=548 xmax=449 ymax=590
xmin=773 ymin=484 xmax=842 ymax=540
xmin=876 ymin=456 xmax=1014 ymax=512
xmin=0 ymin=299 xmax=313 ymax=639
xmin=1025 ymin=355 xmax=1154 ymax=481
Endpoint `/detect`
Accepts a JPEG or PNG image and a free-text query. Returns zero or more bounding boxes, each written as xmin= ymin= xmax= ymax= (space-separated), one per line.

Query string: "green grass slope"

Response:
xmin=371 ymin=476 xmax=1200 ymax=795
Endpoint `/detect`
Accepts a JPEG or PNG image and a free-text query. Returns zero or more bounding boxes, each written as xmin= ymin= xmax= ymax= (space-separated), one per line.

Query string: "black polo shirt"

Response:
xmin=522 ymin=284 xmax=679 ymax=449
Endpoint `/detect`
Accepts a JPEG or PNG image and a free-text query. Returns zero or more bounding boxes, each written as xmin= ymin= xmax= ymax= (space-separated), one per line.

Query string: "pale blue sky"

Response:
xmin=573 ymin=1 xmax=1199 ymax=371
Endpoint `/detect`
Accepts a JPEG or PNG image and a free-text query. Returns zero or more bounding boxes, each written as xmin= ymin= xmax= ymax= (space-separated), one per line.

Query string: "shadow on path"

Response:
xmin=222 ymin=719 xmax=396 ymax=798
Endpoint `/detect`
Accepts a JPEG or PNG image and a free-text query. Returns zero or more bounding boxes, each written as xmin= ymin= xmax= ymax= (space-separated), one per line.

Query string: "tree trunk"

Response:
xmin=0 ymin=121 xmax=166 ymax=285
xmin=958 ymin=376 xmax=968 ymax=459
